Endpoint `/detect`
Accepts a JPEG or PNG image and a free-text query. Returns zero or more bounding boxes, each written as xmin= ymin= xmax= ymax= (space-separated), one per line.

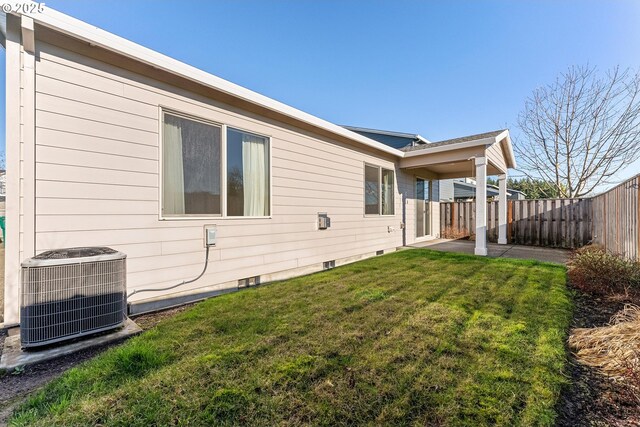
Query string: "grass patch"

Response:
xmin=10 ymin=249 xmax=572 ymax=426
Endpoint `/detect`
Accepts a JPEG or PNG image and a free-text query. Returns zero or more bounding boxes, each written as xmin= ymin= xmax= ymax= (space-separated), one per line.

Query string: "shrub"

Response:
xmin=568 ymin=246 xmax=640 ymax=297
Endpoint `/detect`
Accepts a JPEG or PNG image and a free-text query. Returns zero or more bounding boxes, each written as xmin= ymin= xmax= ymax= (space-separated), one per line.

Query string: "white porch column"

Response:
xmin=474 ymin=156 xmax=488 ymax=256
xmin=498 ymin=173 xmax=508 ymax=245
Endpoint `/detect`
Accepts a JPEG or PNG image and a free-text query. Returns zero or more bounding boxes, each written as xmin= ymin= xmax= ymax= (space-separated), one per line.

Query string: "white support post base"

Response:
xmin=474 ymin=156 xmax=488 ymax=256
xmin=498 ymin=173 xmax=508 ymax=245
xmin=474 ymin=247 xmax=488 ymax=256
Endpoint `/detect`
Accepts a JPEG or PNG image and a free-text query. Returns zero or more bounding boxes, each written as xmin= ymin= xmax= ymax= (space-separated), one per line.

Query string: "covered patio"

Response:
xmin=400 ymin=129 xmax=517 ymax=256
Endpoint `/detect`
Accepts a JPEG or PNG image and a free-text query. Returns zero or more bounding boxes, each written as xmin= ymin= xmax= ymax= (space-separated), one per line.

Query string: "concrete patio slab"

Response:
xmin=0 ymin=318 xmax=142 ymax=371
xmin=409 ymin=239 xmax=569 ymax=264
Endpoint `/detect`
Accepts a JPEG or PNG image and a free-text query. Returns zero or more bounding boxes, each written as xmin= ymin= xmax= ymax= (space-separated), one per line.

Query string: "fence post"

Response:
xmin=451 ymin=203 xmax=456 ymax=233
xmin=507 ymin=201 xmax=513 ymax=243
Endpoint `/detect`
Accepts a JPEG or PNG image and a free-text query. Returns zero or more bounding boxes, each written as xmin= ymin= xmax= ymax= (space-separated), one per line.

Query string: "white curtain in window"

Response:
xmin=242 ymin=134 xmax=268 ymax=216
xmin=382 ymin=170 xmax=394 ymax=215
xmin=163 ymin=119 xmax=185 ymax=215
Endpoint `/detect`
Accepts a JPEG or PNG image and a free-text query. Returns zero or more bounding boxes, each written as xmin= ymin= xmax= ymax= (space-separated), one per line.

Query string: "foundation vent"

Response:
xmin=238 ymin=276 xmax=260 ymax=288
xmin=20 ymin=247 xmax=127 ymax=348
xmin=323 ymin=260 xmax=336 ymax=270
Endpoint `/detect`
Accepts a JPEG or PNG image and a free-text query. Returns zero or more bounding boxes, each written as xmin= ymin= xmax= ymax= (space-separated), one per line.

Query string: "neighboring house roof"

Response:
xmin=450 ymin=180 xmax=528 ymax=199
xmin=354 ymin=126 xmax=516 ymax=170
xmin=401 ymin=130 xmax=506 ymax=152
xmin=346 ymin=126 xmax=517 ymax=170
xmin=342 ymin=125 xmax=430 ymax=149
xmin=454 ymin=180 xmax=502 ymax=198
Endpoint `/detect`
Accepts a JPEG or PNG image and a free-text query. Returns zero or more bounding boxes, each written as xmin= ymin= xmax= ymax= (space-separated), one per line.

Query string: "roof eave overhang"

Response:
xmin=402 ymin=136 xmax=496 ymax=158
xmin=7 ymin=3 xmax=519 ymax=165
xmin=11 ymin=2 xmax=403 ymax=158
xmin=403 ymin=129 xmax=517 ymax=170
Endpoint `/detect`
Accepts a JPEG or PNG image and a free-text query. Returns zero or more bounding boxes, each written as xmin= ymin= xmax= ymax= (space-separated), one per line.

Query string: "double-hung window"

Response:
xmin=364 ymin=164 xmax=395 ymax=216
xmin=162 ymin=111 xmax=270 ymax=218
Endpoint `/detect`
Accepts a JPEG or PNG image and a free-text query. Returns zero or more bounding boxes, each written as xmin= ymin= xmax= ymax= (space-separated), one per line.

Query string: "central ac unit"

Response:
xmin=20 ymin=247 xmax=127 ymax=348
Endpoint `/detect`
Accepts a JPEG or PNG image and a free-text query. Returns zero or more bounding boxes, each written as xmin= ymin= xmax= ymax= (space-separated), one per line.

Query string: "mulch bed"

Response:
xmin=0 ymin=304 xmax=195 ymax=424
xmin=556 ymin=291 xmax=640 ymax=427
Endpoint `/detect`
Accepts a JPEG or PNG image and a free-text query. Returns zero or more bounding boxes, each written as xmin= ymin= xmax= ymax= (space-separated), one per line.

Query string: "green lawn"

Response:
xmin=10 ymin=249 xmax=572 ymax=427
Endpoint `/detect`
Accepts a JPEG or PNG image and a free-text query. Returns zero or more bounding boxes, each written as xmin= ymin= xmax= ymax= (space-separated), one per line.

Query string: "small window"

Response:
xmin=162 ymin=113 xmax=221 ymax=216
xmin=364 ymin=164 xmax=395 ymax=216
xmin=227 ymin=128 xmax=270 ymax=216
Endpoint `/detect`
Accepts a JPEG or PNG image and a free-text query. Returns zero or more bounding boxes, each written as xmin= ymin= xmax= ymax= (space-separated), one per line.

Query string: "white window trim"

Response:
xmin=363 ymin=163 xmax=395 ymax=217
xmin=158 ymin=107 xmax=272 ymax=220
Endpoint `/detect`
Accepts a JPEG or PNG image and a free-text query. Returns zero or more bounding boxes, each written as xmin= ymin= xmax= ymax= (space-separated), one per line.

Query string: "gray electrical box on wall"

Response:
xmin=204 ymin=225 xmax=217 ymax=247
xmin=318 ymin=213 xmax=331 ymax=230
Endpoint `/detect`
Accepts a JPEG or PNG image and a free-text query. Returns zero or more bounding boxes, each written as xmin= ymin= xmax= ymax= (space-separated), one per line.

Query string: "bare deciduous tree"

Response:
xmin=515 ymin=66 xmax=640 ymax=197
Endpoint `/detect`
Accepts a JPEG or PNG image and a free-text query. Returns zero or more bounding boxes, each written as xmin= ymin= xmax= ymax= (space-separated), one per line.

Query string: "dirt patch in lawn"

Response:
xmin=556 ymin=291 xmax=640 ymax=426
xmin=0 ymin=304 xmax=194 ymax=425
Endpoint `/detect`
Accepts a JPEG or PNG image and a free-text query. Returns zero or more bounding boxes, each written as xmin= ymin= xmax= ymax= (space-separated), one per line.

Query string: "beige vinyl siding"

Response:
xmin=32 ymin=40 xmax=404 ymax=303
xmin=486 ymin=142 xmax=508 ymax=173
xmin=3 ymin=15 xmax=24 ymax=324
xmin=397 ymin=171 xmax=415 ymax=244
xmin=397 ymin=170 xmax=441 ymax=245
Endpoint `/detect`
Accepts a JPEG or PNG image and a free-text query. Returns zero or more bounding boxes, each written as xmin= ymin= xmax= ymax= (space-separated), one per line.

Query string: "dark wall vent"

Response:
xmin=318 ymin=212 xmax=331 ymax=230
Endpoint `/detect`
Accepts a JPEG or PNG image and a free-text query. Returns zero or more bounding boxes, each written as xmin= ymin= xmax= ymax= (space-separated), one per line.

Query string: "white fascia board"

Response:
xmin=498 ymin=131 xmax=517 ymax=169
xmin=11 ymin=1 xmax=403 ymax=158
xmin=490 ymin=129 xmax=517 ymax=169
xmin=415 ymin=134 xmax=431 ymax=144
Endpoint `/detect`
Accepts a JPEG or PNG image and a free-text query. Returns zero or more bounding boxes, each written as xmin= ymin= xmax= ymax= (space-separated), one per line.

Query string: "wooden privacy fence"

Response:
xmin=440 ymin=174 xmax=640 ymax=258
xmin=592 ymin=174 xmax=640 ymax=261
xmin=440 ymin=198 xmax=593 ymax=248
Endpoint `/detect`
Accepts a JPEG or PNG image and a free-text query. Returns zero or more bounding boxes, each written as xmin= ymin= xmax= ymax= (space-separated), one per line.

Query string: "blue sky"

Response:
xmin=2 ymin=0 xmax=640 ymax=185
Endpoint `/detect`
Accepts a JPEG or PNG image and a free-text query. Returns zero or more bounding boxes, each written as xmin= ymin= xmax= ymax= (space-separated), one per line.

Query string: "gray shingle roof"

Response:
xmin=401 ymin=129 xmax=506 ymax=152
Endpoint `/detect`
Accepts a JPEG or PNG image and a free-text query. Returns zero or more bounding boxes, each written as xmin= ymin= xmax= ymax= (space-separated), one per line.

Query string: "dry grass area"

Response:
xmin=569 ymin=304 xmax=640 ymax=403
xmin=560 ymin=247 xmax=640 ymax=424
xmin=567 ymin=246 xmax=640 ymax=390
xmin=9 ymin=250 xmax=571 ymax=426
